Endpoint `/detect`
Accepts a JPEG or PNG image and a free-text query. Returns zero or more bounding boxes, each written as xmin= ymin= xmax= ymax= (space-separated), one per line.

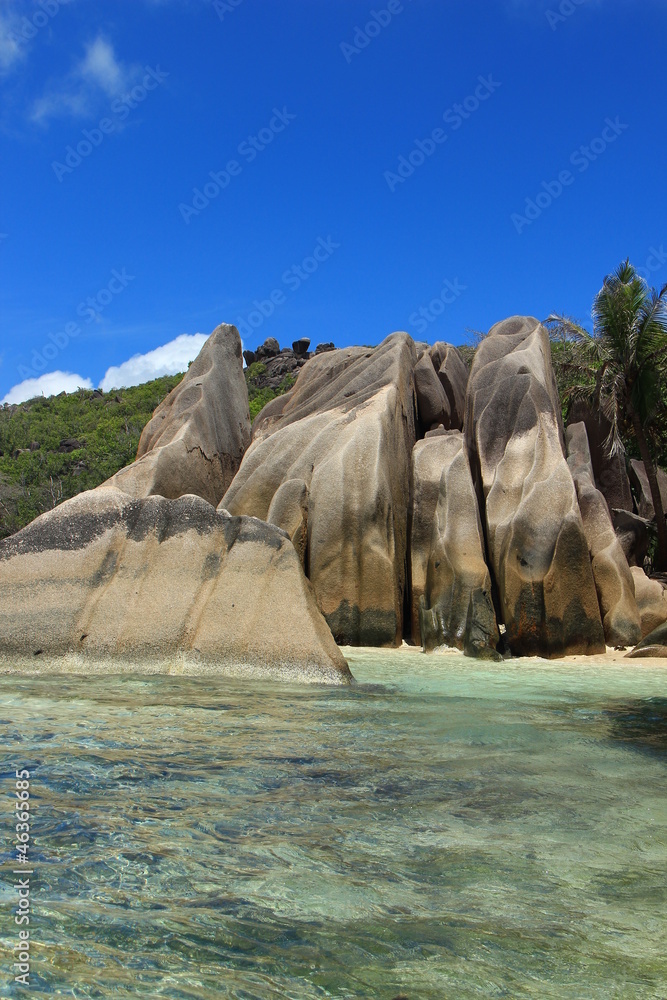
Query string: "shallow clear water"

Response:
xmin=1 ymin=649 xmax=666 ymax=999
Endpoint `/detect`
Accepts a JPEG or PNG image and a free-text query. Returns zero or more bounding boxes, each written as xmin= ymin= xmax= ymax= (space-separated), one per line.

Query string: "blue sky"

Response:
xmin=1 ymin=0 xmax=666 ymax=404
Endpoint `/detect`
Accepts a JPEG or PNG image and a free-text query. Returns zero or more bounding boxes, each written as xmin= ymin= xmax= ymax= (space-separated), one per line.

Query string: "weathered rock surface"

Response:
xmin=566 ymin=422 xmax=641 ymax=647
xmin=266 ymin=478 xmax=309 ymax=568
xmin=432 ymin=343 xmax=468 ymax=430
xmin=221 ymin=333 xmax=419 ymax=646
xmin=630 ymin=566 xmax=667 ymax=638
xmin=0 ymin=487 xmax=350 ymax=683
xmin=626 ymin=619 xmax=667 ymax=658
xmin=413 ymin=352 xmax=449 ymax=430
xmin=465 ymin=316 xmax=605 ymax=657
xmin=410 ymin=433 xmax=499 ymax=657
xmin=628 ymin=459 xmax=667 ymax=521
xmin=107 ymin=324 xmax=250 ymax=507
xmin=567 ymin=400 xmax=633 ymax=514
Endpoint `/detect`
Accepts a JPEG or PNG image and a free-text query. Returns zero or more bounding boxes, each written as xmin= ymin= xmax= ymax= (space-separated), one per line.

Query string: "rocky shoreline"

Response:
xmin=2 ymin=318 xmax=667 ymax=679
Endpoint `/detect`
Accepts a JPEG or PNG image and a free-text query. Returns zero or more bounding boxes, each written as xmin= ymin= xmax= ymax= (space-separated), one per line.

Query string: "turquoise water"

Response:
xmin=1 ymin=649 xmax=666 ymax=999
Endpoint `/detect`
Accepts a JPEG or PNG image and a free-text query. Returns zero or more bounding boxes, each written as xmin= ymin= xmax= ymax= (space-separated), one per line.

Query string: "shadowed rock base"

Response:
xmin=411 ymin=433 xmax=500 ymax=658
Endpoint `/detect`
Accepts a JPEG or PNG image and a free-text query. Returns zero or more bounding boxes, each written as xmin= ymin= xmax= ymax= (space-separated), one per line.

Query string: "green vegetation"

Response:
xmin=0 ymin=375 xmax=184 ymax=539
xmin=246 ymin=365 xmax=295 ymax=420
xmin=4 ymin=265 xmax=666 ymax=544
xmin=547 ymin=260 xmax=667 ymax=568
xmin=0 ymin=362 xmax=297 ymax=539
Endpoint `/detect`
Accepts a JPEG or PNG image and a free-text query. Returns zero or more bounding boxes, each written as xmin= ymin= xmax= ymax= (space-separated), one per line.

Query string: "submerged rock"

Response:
xmin=221 ymin=334 xmax=418 ymax=646
xmin=465 ymin=316 xmax=605 ymax=657
xmin=566 ymin=422 xmax=641 ymax=648
xmin=107 ymin=323 xmax=251 ymax=507
xmin=0 ymin=487 xmax=350 ymax=683
xmin=411 ymin=433 xmax=500 ymax=658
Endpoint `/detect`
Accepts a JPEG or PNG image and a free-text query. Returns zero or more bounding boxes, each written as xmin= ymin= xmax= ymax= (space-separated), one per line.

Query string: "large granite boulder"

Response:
xmin=628 ymin=459 xmax=667 ymax=521
xmin=630 ymin=566 xmax=667 ymax=638
xmin=107 ymin=324 xmax=251 ymax=507
xmin=465 ymin=316 xmax=605 ymax=657
xmin=431 ymin=342 xmax=468 ymax=430
xmin=221 ymin=333 xmax=419 ymax=646
xmin=410 ymin=433 xmax=500 ymax=658
xmin=626 ymin=620 xmax=667 ymax=658
xmin=0 ymin=487 xmax=350 ymax=683
xmin=566 ymin=423 xmax=641 ymax=647
xmin=413 ymin=352 xmax=450 ymax=430
xmin=567 ymin=400 xmax=633 ymax=514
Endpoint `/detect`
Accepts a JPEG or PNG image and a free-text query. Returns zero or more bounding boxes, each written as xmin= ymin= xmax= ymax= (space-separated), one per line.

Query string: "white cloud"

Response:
xmin=1 ymin=371 xmax=93 ymax=406
xmin=99 ymin=334 xmax=208 ymax=391
xmin=30 ymin=35 xmax=139 ymax=125
xmin=79 ymin=37 xmax=127 ymax=97
xmin=0 ymin=10 xmax=23 ymax=74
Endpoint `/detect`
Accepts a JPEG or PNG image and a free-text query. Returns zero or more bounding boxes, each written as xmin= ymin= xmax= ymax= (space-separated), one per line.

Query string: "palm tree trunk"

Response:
xmin=629 ymin=403 xmax=667 ymax=571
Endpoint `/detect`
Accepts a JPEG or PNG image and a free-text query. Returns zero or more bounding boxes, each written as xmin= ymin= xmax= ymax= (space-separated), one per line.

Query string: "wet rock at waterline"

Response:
xmin=0 ymin=487 xmax=350 ymax=683
xmin=107 ymin=323 xmax=251 ymax=507
xmin=221 ymin=334 xmax=418 ymax=646
xmin=465 ymin=316 xmax=605 ymax=657
xmin=566 ymin=422 xmax=641 ymax=648
xmin=410 ymin=433 xmax=500 ymax=658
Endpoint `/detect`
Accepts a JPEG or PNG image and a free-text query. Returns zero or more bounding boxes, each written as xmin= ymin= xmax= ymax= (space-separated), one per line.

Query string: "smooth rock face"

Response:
xmin=432 ymin=343 xmax=468 ymax=431
xmin=413 ymin=352 xmax=449 ymax=430
xmin=0 ymin=487 xmax=350 ymax=683
xmin=410 ymin=434 xmax=499 ymax=658
xmin=465 ymin=316 xmax=605 ymax=657
xmin=266 ymin=478 xmax=309 ymax=568
xmin=628 ymin=459 xmax=667 ymax=521
xmin=627 ymin=619 xmax=667 ymax=658
xmin=221 ymin=333 xmax=419 ymax=646
xmin=565 ymin=423 xmax=641 ymax=647
xmin=630 ymin=566 xmax=667 ymax=638
xmin=107 ymin=324 xmax=251 ymax=507
xmin=567 ymin=400 xmax=633 ymax=514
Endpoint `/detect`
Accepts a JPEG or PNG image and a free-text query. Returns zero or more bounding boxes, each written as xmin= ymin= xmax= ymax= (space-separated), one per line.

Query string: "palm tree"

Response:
xmin=547 ymin=260 xmax=667 ymax=570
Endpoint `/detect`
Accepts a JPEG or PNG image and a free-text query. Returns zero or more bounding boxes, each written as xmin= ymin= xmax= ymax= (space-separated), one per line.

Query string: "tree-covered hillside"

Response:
xmin=0 ymin=363 xmax=296 ymax=539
